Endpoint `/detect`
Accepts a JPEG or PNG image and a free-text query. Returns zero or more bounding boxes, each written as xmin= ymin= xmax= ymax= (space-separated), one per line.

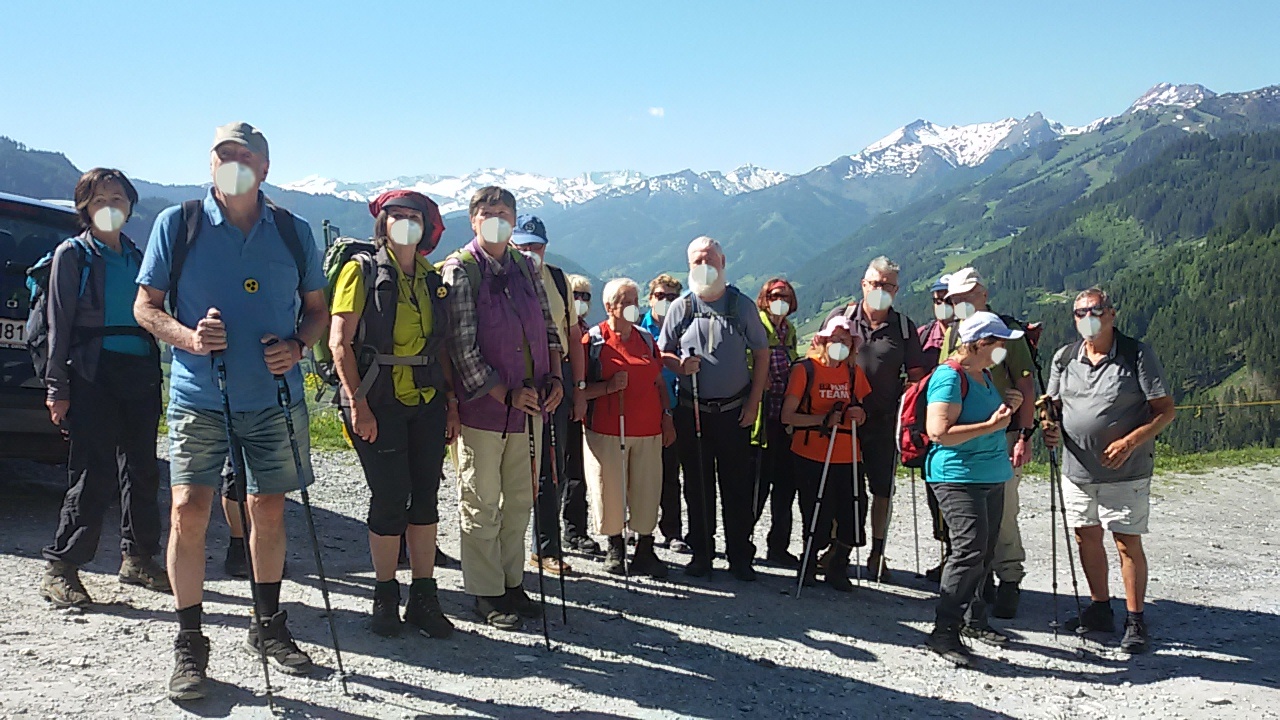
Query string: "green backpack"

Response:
xmin=312 ymin=237 xmax=378 ymax=394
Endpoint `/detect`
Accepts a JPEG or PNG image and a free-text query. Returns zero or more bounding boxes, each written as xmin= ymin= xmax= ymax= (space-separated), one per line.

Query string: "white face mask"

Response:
xmin=768 ymin=298 xmax=790 ymax=317
xmin=479 ymin=217 xmax=513 ymax=246
xmin=688 ymin=263 xmax=720 ymax=295
xmin=651 ymin=298 xmax=671 ymax=318
xmin=953 ymin=301 xmax=976 ymax=320
xmin=92 ymin=206 xmax=126 ymax=234
xmin=574 ymin=299 xmax=590 ymax=317
xmin=523 ymin=251 xmax=542 ymax=270
xmin=388 ymin=218 xmax=423 ymax=247
xmin=1076 ymin=314 xmax=1103 ymax=340
xmin=865 ymin=287 xmax=893 ymax=312
xmin=826 ymin=342 xmax=850 ymax=362
xmin=213 ymin=161 xmax=257 ymax=197
xmin=621 ymin=305 xmax=640 ymax=323
xmin=934 ymin=302 xmax=954 ymax=322
xmin=989 ymin=346 xmax=1008 ymax=367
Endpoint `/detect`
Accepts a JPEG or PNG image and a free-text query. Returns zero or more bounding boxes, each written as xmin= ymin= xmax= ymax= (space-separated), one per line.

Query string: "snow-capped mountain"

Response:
xmin=281 ymin=165 xmax=788 ymax=215
xmin=1126 ymin=82 xmax=1216 ymax=114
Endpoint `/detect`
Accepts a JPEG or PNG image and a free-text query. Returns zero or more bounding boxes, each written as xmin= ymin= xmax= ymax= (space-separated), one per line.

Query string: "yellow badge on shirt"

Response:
xmin=244 ymin=278 xmax=259 ymax=294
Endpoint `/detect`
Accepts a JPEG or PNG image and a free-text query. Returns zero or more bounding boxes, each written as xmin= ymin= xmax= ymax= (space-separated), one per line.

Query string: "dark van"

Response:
xmin=0 ymin=192 xmax=81 ymax=462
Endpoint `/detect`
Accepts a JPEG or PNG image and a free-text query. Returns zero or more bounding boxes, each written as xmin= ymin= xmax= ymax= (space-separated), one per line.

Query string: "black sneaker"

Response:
xmin=404 ymin=580 xmax=454 ymax=639
xmin=668 ymin=538 xmax=693 ymax=555
xmin=961 ymin=624 xmax=1010 ymax=647
xmin=504 ymin=586 xmax=544 ymax=619
xmin=40 ymin=561 xmax=91 ymax=608
xmin=1066 ymin=601 xmax=1116 ymax=634
xmin=924 ymin=563 xmax=945 ymax=583
xmin=927 ymin=625 xmax=973 ymax=668
xmin=1120 ymin=615 xmax=1149 ymax=654
xmin=224 ymin=541 xmax=248 ymax=579
xmin=684 ymin=557 xmax=712 ymax=577
xmin=564 ymin=534 xmax=603 ymax=556
xmin=168 ymin=631 xmax=210 ymax=701
xmin=630 ymin=536 xmax=669 ymax=579
xmin=992 ymin=581 xmax=1020 ymax=619
xmin=730 ymin=563 xmax=757 ymax=582
xmin=245 ymin=611 xmax=314 ymax=675
xmin=474 ymin=596 xmax=520 ymax=630
xmin=120 ymin=554 xmax=172 ymax=594
xmin=603 ymin=535 xmax=626 ymax=576
xmin=370 ymin=582 xmax=402 ymax=637
xmin=766 ymin=549 xmax=802 ymax=569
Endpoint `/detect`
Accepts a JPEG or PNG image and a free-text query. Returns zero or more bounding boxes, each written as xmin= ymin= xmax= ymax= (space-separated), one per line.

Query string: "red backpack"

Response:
xmin=897 ymin=359 xmax=983 ymax=469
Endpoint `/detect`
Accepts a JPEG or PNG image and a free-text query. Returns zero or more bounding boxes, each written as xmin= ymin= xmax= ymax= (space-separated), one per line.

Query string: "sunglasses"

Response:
xmin=1073 ymin=305 xmax=1110 ymax=319
xmin=767 ymin=291 xmax=790 ymax=301
xmin=651 ymin=292 xmax=679 ymax=301
xmin=933 ymin=297 xmax=949 ymax=305
xmin=865 ymin=280 xmax=898 ymax=291
xmin=573 ymin=292 xmax=592 ymax=301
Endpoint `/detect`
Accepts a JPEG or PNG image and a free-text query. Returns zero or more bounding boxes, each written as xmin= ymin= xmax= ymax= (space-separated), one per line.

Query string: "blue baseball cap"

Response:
xmin=958 ymin=311 xmax=1024 ymax=344
xmin=930 ymin=273 xmax=951 ymax=293
xmin=511 ymin=214 xmax=548 ymax=245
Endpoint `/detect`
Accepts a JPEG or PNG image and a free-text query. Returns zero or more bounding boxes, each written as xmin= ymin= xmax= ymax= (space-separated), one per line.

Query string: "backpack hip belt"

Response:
xmin=677 ymin=388 xmax=747 ymax=414
xmin=353 ymin=354 xmax=437 ymax=403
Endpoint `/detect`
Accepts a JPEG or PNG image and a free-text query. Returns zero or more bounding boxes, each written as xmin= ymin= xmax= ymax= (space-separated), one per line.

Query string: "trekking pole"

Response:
xmin=523 ymin=385 xmax=551 ymax=650
xmin=751 ymin=393 xmax=766 ymax=545
xmin=852 ymin=420 xmax=861 ymax=588
xmin=1052 ymin=445 xmax=1085 ymax=631
xmin=795 ymin=404 xmax=841 ymax=599
xmin=619 ymin=390 xmax=631 ymax=591
xmin=911 ymin=468 xmax=922 ymax=578
xmin=542 ymin=380 xmax=570 ymax=623
xmin=687 ymin=348 xmax=713 ymax=577
xmin=210 ymin=343 xmax=273 ymax=710
xmin=274 ymin=364 xmax=348 ymax=694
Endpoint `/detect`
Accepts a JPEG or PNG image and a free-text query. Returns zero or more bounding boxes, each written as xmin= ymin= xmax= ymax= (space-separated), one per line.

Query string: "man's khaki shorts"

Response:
xmin=1062 ymin=477 xmax=1150 ymax=535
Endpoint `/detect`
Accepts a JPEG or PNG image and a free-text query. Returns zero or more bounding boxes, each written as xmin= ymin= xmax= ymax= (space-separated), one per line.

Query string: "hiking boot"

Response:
xmin=564 ymin=534 xmax=603 ymax=556
xmin=474 ymin=596 xmax=520 ymax=630
xmin=927 ymin=625 xmax=972 ymax=668
xmin=404 ymin=579 xmax=453 ymax=639
xmin=992 ymin=581 xmax=1020 ymax=619
xmin=766 ymin=549 xmax=802 ymax=569
xmin=684 ymin=556 xmax=712 ymax=577
xmin=1066 ymin=600 xmax=1116 ymax=634
xmin=370 ymin=581 xmax=402 ymax=637
xmin=224 ymin=541 xmax=248 ymax=579
xmin=1120 ymin=615 xmax=1149 ymax=654
xmin=798 ymin=551 xmax=820 ymax=587
xmin=961 ymin=624 xmax=1010 ymax=647
xmin=603 ymin=535 xmax=627 ymax=576
xmin=41 ymin=561 xmax=91 ymax=608
xmin=730 ymin=562 xmax=757 ymax=582
xmin=630 ymin=536 xmax=668 ymax=579
xmin=245 ymin=611 xmax=314 ymax=675
xmin=825 ymin=543 xmax=854 ymax=593
xmin=119 ymin=554 xmax=171 ymax=593
xmin=528 ymin=554 xmax=574 ymax=577
xmin=168 ymin=631 xmax=210 ymax=701
xmin=866 ymin=550 xmax=893 ymax=583
xmin=815 ymin=545 xmax=833 ymax=574
xmin=504 ymin=586 xmax=544 ymax=619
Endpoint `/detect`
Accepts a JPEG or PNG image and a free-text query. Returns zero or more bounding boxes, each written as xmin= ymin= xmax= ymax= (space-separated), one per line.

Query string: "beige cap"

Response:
xmin=945 ymin=267 xmax=983 ymax=298
xmin=211 ymin=122 xmax=269 ymax=161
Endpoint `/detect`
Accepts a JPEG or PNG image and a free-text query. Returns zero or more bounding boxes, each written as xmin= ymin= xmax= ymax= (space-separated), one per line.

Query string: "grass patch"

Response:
xmin=308 ymin=404 xmax=351 ymax=451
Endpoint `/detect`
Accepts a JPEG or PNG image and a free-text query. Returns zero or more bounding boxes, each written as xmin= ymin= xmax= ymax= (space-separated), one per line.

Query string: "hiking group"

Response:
xmin=31 ymin=121 xmax=1177 ymax=700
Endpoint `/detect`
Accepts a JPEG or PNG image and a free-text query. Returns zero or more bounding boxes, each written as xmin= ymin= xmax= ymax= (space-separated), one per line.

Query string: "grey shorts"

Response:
xmin=1062 ymin=477 xmax=1150 ymax=535
xmin=168 ymin=401 xmax=314 ymax=496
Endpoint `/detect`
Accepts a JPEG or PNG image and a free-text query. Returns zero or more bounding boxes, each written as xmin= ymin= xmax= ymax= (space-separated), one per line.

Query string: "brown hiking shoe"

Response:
xmin=169 ymin=631 xmax=210 ymax=701
xmin=41 ymin=561 xmax=91 ymax=608
xmin=867 ymin=551 xmax=894 ymax=583
xmin=528 ymin=554 xmax=574 ymax=577
xmin=120 ymin=554 xmax=172 ymax=593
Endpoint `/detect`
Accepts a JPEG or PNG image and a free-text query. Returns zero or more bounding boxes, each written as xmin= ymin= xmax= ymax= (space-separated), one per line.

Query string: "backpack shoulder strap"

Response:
xmin=169 ymin=200 xmax=203 ymax=311
xmin=1057 ymin=340 xmax=1083 ymax=373
xmin=942 ymin=359 xmax=970 ymax=399
xmin=548 ymin=264 xmax=570 ymax=333
xmin=898 ymin=311 xmax=910 ymax=343
xmin=1113 ymin=332 xmax=1143 ymax=373
xmin=268 ymin=204 xmax=309 ymax=295
xmin=797 ymin=358 xmax=816 ymax=414
xmin=634 ymin=325 xmax=657 ymax=356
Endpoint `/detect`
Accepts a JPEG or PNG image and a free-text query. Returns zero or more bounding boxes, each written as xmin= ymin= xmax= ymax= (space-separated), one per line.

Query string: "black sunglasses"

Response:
xmin=651 ymin=292 xmax=679 ymax=301
xmin=1073 ymin=305 xmax=1110 ymax=319
xmin=573 ymin=292 xmax=592 ymax=301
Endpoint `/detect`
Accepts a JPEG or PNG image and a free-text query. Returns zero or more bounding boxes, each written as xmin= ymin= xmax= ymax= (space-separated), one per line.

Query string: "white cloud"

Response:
xmin=648 ymin=107 xmax=665 ymax=118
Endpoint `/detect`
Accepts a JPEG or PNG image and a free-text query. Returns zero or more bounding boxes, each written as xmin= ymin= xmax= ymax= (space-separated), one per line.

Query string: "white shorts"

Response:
xmin=1062 ymin=477 xmax=1150 ymax=535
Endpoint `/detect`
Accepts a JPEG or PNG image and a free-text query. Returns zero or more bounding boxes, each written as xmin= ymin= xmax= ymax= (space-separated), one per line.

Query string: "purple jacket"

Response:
xmin=441 ymin=238 xmax=558 ymax=434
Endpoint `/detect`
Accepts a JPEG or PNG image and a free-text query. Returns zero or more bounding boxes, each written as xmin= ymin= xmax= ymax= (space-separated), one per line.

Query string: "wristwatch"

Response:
xmin=1019 ymin=427 xmax=1035 ymax=441
xmin=576 ymin=380 xmax=587 ymax=391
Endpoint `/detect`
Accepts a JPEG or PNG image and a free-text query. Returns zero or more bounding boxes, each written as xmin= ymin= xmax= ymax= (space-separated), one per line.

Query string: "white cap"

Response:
xmin=945 ymin=267 xmax=983 ymax=298
xmin=815 ymin=314 xmax=852 ymax=339
xmin=958 ymin=311 xmax=1024 ymax=344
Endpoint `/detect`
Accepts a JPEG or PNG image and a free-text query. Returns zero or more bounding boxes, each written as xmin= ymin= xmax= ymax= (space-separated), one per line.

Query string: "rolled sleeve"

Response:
xmin=136 ymin=206 xmax=179 ymax=292
xmin=442 ymin=262 xmax=500 ymax=400
xmin=1046 ymin=346 xmax=1067 ymax=399
xmin=294 ymin=220 xmax=326 ymax=293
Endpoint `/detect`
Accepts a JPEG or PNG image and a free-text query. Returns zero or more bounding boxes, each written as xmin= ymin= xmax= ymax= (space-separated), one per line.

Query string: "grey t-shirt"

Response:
xmin=1047 ymin=337 xmax=1169 ymax=483
xmin=658 ymin=288 xmax=768 ymax=400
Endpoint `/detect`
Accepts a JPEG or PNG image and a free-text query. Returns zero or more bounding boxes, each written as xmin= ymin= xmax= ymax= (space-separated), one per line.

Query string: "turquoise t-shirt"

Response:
xmin=924 ymin=364 xmax=1012 ymax=485
xmin=92 ymin=238 xmax=150 ymax=357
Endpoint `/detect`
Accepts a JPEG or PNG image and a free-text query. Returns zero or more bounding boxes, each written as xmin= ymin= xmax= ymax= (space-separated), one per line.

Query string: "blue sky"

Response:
xmin=1 ymin=1 xmax=1275 ymax=186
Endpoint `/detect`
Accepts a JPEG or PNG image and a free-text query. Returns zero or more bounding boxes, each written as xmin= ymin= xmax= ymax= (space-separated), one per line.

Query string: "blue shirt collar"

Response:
xmin=202 ymin=189 xmax=272 ymax=228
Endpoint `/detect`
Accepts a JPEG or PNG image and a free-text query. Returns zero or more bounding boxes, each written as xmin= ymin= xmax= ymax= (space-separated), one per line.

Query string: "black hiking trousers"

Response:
xmin=535 ymin=372 xmax=572 ymax=558
xmin=674 ymin=402 xmax=756 ymax=567
xmin=657 ymin=443 xmax=683 ymax=542
xmin=560 ymin=415 xmax=591 ymax=541
xmin=44 ymin=351 xmax=163 ymax=567
xmin=753 ymin=421 xmax=797 ymax=555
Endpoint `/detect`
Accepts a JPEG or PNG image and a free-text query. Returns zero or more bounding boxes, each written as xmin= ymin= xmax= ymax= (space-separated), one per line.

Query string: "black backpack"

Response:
xmin=25 ymin=238 xmax=90 ymax=380
xmin=169 ymin=199 xmax=310 ymax=313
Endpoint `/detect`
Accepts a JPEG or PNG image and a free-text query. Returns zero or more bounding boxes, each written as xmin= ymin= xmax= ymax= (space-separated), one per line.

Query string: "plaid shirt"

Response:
xmin=441 ymin=247 xmax=563 ymax=400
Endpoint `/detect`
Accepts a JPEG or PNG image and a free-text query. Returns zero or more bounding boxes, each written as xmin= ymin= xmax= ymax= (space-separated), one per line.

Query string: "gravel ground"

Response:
xmin=1 ymin=447 xmax=1277 ymax=719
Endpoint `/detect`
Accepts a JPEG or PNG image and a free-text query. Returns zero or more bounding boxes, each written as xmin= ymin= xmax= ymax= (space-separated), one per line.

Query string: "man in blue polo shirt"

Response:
xmin=133 ymin=122 xmax=328 ymax=701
